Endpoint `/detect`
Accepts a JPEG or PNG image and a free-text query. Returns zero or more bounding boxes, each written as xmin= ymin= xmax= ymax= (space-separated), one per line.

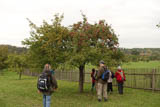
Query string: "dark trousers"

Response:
xmin=118 ymin=82 xmax=123 ymax=94
xmin=107 ymin=82 xmax=113 ymax=92
xmin=91 ymin=82 xmax=95 ymax=91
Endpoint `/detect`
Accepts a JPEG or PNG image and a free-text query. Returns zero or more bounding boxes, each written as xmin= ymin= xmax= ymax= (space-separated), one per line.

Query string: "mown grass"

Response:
xmin=0 ymin=71 xmax=160 ymax=107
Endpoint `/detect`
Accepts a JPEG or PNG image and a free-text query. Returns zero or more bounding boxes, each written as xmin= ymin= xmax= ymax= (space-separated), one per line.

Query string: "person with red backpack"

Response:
xmin=37 ymin=64 xmax=58 ymax=107
xmin=115 ymin=66 xmax=126 ymax=94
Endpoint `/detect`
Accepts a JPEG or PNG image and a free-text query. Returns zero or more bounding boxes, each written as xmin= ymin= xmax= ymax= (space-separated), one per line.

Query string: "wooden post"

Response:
xmin=58 ymin=71 xmax=60 ymax=80
xmin=61 ymin=70 xmax=62 ymax=80
xmin=66 ymin=71 xmax=67 ymax=80
xmin=83 ymin=68 xmax=85 ymax=83
xmin=70 ymin=71 xmax=72 ymax=81
xmin=152 ymin=69 xmax=155 ymax=92
xmin=134 ymin=69 xmax=136 ymax=88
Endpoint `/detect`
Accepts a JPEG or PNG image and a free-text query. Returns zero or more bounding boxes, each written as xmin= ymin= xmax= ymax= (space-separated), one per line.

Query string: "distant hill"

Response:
xmin=121 ymin=48 xmax=160 ymax=56
xmin=0 ymin=44 xmax=27 ymax=54
xmin=120 ymin=48 xmax=160 ymax=61
xmin=1 ymin=44 xmax=160 ymax=61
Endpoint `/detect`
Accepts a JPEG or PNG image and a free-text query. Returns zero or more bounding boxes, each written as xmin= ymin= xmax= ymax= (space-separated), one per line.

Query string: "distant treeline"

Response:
xmin=0 ymin=44 xmax=27 ymax=54
xmin=121 ymin=48 xmax=160 ymax=62
xmin=0 ymin=45 xmax=27 ymax=70
xmin=8 ymin=45 xmax=27 ymax=54
xmin=0 ymin=44 xmax=160 ymax=70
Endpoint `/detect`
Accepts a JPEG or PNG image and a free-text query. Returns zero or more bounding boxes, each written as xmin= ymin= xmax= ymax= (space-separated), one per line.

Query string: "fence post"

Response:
xmin=60 ymin=70 xmax=62 ymax=80
xmin=134 ymin=69 xmax=136 ymax=88
xmin=58 ymin=70 xmax=60 ymax=80
xmin=70 ymin=71 xmax=72 ymax=81
xmin=152 ymin=69 xmax=155 ymax=92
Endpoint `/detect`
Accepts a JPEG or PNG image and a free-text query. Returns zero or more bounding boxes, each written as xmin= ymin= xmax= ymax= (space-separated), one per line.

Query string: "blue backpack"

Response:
xmin=101 ymin=69 xmax=110 ymax=81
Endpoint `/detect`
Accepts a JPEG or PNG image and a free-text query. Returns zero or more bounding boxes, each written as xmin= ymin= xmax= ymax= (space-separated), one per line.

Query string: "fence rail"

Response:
xmin=23 ymin=68 xmax=160 ymax=91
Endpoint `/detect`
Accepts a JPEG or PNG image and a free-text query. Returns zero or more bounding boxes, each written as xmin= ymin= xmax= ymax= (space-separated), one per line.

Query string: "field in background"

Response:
xmin=122 ymin=61 xmax=160 ymax=69
xmin=56 ymin=61 xmax=160 ymax=74
xmin=0 ymin=71 xmax=160 ymax=107
xmin=84 ymin=61 xmax=160 ymax=72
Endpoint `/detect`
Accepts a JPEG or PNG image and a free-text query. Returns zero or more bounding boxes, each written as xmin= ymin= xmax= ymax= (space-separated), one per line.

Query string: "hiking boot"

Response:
xmin=98 ymin=99 xmax=101 ymax=102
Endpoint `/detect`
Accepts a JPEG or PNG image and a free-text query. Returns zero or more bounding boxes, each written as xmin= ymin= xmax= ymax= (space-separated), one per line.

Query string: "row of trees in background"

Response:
xmin=2 ymin=45 xmax=160 ymax=72
xmin=1 ymin=45 xmax=160 ymax=81
xmin=0 ymin=45 xmax=27 ymax=79
xmin=121 ymin=48 xmax=160 ymax=62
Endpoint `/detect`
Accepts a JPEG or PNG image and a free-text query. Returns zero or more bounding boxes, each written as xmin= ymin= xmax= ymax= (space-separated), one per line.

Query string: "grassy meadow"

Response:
xmin=84 ymin=61 xmax=160 ymax=73
xmin=122 ymin=61 xmax=160 ymax=69
xmin=0 ymin=70 xmax=160 ymax=107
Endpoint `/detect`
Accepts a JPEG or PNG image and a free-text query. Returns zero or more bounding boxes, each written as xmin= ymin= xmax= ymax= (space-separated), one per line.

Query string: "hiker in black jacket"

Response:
xmin=38 ymin=64 xmax=58 ymax=107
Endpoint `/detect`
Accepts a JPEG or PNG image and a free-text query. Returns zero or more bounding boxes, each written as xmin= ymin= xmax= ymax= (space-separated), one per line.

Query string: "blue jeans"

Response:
xmin=43 ymin=95 xmax=51 ymax=107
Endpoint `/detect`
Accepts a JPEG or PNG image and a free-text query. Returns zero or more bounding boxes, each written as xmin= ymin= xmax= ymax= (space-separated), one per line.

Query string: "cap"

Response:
xmin=99 ymin=60 xmax=105 ymax=64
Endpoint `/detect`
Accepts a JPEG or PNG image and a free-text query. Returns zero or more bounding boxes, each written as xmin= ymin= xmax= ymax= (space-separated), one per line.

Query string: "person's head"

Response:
xmin=92 ymin=68 xmax=95 ymax=72
xmin=99 ymin=60 xmax=105 ymax=67
xmin=44 ymin=63 xmax=51 ymax=71
xmin=117 ymin=66 xmax=121 ymax=70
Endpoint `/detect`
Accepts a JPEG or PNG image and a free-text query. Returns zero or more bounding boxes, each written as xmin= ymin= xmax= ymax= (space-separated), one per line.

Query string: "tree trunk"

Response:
xmin=79 ymin=65 xmax=85 ymax=93
xmin=19 ymin=71 xmax=22 ymax=80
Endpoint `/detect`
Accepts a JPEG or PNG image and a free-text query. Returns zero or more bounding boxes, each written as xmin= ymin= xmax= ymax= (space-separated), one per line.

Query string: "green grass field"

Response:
xmin=84 ymin=61 xmax=160 ymax=73
xmin=122 ymin=61 xmax=160 ymax=69
xmin=0 ymin=71 xmax=160 ymax=107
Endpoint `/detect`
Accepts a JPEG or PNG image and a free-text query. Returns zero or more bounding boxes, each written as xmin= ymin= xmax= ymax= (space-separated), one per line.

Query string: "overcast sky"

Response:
xmin=0 ymin=0 xmax=160 ymax=48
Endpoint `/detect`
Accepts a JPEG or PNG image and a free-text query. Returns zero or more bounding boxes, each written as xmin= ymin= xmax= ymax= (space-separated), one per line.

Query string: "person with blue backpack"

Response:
xmin=37 ymin=64 xmax=58 ymax=107
xmin=97 ymin=60 xmax=109 ymax=102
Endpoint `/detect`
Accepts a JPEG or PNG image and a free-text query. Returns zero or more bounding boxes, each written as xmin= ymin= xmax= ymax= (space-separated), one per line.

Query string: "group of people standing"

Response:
xmin=91 ymin=60 xmax=126 ymax=102
xmin=37 ymin=62 xmax=126 ymax=107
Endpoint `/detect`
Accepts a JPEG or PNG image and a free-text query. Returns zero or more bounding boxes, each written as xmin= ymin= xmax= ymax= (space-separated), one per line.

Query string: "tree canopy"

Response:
xmin=7 ymin=54 xmax=27 ymax=79
xmin=0 ymin=45 xmax=8 ymax=69
xmin=22 ymin=13 xmax=124 ymax=92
